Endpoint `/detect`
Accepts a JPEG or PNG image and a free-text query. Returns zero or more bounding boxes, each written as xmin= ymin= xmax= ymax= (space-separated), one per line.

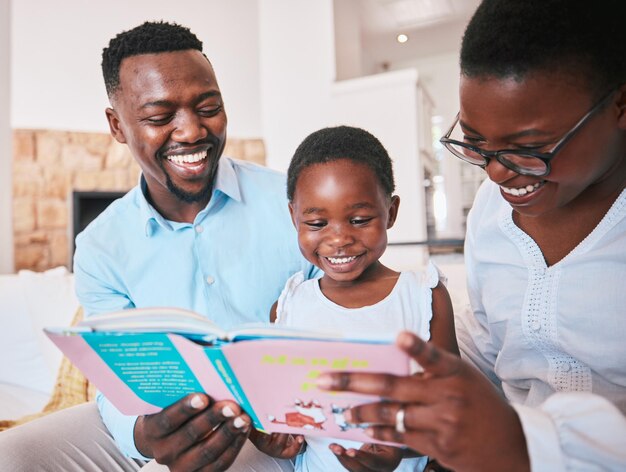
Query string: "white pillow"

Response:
xmin=0 ymin=275 xmax=53 ymax=394
xmin=0 ymin=267 xmax=79 ymax=396
xmin=19 ymin=267 xmax=79 ymax=393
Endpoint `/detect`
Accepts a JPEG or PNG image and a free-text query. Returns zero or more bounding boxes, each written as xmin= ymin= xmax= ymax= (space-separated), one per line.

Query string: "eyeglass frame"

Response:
xmin=439 ymin=88 xmax=617 ymax=177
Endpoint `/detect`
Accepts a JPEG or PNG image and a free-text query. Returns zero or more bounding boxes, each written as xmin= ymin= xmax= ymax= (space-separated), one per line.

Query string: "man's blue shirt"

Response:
xmin=74 ymin=157 xmax=318 ymax=457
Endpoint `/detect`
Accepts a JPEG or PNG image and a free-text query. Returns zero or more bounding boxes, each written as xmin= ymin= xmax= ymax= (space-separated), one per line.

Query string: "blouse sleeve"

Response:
xmin=513 ymin=392 xmax=626 ymax=470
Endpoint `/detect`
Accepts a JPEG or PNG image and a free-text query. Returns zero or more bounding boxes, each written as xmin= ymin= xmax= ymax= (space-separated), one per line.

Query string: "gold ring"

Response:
xmin=395 ymin=407 xmax=406 ymax=433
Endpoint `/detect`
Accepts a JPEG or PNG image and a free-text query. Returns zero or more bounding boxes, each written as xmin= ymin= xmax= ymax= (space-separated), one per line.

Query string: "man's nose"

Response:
xmin=171 ymin=110 xmax=208 ymax=143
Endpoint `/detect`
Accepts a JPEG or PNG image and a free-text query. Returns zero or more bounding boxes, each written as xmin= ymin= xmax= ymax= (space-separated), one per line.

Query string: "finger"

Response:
xmin=396 ymin=332 xmax=461 ymax=377
xmin=151 ymin=401 xmax=243 ymax=464
xmin=364 ymin=425 xmax=439 ymax=460
xmin=350 ymin=444 xmax=403 ymax=470
xmin=347 ymin=400 xmax=442 ymax=430
xmin=175 ymin=413 xmax=251 ymax=469
xmin=143 ymin=393 xmax=211 ymax=438
xmin=329 ymin=445 xmax=375 ymax=472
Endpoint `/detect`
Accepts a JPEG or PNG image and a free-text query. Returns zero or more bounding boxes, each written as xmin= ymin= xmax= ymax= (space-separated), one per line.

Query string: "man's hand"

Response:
xmin=316 ymin=331 xmax=531 ymax=472
xmin=134 ymin=393 xmax=251 ymax=471
xmin=249 ymin=429 xmax=305 ymax=459
xmin=329 ymin=443 xmax=403 ymax=472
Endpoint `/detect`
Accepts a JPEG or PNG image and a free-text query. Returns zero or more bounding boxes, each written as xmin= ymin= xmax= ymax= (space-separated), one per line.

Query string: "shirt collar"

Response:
xmin=138 ymin=157 xmax=242 ymax=237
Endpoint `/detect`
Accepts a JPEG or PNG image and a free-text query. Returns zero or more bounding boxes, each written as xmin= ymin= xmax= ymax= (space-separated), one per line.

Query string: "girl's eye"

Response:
xmin=351 ymin=217 xmax=372 ymax=225
xmin=304 ymin=221 xmax=326 ymax=229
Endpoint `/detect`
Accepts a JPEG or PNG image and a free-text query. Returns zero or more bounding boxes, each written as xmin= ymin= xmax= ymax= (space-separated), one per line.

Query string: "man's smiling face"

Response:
xmin=106 ymin=49 xmax=227 ymax=215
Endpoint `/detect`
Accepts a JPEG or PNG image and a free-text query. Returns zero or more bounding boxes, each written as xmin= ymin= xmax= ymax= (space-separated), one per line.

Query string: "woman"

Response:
xmin=316 ymin=0 xmax=626 ymax=470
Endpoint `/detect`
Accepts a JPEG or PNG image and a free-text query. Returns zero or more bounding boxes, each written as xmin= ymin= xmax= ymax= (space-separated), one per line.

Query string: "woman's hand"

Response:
xmin=249 ymin=429 xmax=305 ymax=459
xmin=316 ymin=331 xmax=530 ymax=472
xmin=329 ymin=442 xmax=404 ymax=472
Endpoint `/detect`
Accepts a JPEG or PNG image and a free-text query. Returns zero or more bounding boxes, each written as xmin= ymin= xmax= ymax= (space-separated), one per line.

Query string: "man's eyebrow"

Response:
xmin=140 ymin=91 xmax=222 ymax=109
xmin=459 ymin=119 xmax=553 ymax=141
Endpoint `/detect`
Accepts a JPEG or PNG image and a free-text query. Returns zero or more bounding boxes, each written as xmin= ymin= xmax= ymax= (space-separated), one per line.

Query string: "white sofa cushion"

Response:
xmin=0 ymin=267 xmax=78 ymax=397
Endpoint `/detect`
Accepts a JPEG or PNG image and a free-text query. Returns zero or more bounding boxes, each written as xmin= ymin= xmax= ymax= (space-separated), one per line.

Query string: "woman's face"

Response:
xmin=458 ymin=74 xmax=626 ymax=218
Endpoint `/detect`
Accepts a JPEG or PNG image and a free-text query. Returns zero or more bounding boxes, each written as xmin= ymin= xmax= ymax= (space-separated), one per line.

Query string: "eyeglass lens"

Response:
xmin=446 ymin=122 xmax=548 ymax=175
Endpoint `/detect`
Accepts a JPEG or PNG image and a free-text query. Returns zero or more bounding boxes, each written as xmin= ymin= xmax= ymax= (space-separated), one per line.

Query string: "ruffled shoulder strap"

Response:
xmin=274 ymin=271 xmax=306 ymax=324
xmin=422 ymin=259 xmax=446 ymax=289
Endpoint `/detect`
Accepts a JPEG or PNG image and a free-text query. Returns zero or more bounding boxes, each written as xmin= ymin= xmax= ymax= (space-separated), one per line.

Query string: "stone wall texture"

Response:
xmin=13 ymin=129 xmax=266 ymax=272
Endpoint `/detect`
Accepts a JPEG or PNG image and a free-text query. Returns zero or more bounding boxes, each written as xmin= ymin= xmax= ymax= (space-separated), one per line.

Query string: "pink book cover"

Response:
xmin=45 ymin=331 xmax=235 ymax=415
xmin=46 ymin=329 xmax=411 ymax=444
xmin=220 ymin=338 xmax=411 ymax=443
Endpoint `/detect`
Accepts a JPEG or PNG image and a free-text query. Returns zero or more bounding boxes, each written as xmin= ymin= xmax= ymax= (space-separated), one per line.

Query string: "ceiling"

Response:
xmin=348 ymin=0 xmax=482 ymax=68
xmin=359 ymin=0 xmax=481 ymax=35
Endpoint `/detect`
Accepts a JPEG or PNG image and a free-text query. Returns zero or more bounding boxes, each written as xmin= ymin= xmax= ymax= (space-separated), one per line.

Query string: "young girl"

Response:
xmin=251 ymin=125 xmax=458 ymax=471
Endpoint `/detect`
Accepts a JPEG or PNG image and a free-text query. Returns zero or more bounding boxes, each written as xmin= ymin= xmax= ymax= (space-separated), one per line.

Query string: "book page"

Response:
xmin=78 ymin=307 xmax=227 ymax=338
xmin=221 ymin=339 xmax=410 ymax=443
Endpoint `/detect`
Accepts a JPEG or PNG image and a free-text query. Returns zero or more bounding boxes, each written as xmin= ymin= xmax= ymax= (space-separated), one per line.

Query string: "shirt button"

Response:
xmin=530 ymin=320 xmax=541 ymax=331
xmin=195 ymin=225 xmax=204 ymax=234
xmin=562 ymin=363 xmax=571 ymax=372
xmin=206 ymin=276 xmax=215 ymax=285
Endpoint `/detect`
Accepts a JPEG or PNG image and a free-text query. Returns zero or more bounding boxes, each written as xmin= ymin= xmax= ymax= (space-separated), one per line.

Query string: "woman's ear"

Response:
xmin=105 ymin=107 xmax=127 ymax=144
xmin=387 ymin=195 xmax=400 ymax=229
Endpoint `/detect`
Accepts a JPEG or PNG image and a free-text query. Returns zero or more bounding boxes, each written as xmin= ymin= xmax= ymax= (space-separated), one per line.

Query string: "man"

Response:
xmin=0 ymin=21 xmax=316 ymax=471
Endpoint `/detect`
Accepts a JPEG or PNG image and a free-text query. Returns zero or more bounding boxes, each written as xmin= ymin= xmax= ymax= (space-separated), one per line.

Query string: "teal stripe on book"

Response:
xmin=83 ymin=332 xmax=204 ymax=409
xmin=204 ymin=347 xmax=264 ymax=431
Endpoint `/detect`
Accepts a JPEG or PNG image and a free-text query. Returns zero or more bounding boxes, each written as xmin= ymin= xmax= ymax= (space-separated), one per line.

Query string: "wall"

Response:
xmin=0 ymin=0 xmax=13 ymax=273
xmin=11 ymin=0 xmax=262 ymax=137
xmin=333 ymin=0 xmax=363 ymax=81
xmin=12 ymin=130 xmax=265 ymax=272
xmin=259 ymin=0 xmax=336 ymax=171
xmin=391 ymin=52 xmax=466 ymax=239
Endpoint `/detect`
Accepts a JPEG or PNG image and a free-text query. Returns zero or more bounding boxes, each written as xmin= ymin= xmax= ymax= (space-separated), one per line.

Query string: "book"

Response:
xmin=45 ymin=307 xmax=412 ymax=443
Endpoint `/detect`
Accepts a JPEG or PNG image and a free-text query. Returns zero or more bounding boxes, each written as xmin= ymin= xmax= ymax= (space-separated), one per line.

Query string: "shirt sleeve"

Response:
xmin=75 ymin=236 xmax=144 ymax=457
xmin=96 ymin=392 xmax=151 ymax=460
xmin=73 ymin=237 xmax=134 ymax=316
xmin=513 ymin=392 xmax=626 ymax=471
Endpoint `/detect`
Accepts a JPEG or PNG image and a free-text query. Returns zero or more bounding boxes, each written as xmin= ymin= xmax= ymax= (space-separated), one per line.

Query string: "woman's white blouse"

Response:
xmin=457 ymin=180 xmax=626 ymax=471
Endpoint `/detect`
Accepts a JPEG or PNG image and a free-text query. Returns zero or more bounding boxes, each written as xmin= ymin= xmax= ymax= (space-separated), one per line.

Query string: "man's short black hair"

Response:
xmin=287 ymin=126 xmax=395 ymax=202
xmin=102 ymin=21 xmax=204 ymax=98
xmin=461 ymin=0 xmax=626 ymax=96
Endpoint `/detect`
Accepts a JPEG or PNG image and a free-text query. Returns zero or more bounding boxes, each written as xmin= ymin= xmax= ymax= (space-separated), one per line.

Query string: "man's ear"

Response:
xmin=616 ymin=83 xmax=626 ymax=129
xmin=387 ymin=195 xmax=400 ymax=229
xmin=105 ymin=107 xmax=127 ymax=144
xmin=288 ymin=202 xmax=297 ymax=228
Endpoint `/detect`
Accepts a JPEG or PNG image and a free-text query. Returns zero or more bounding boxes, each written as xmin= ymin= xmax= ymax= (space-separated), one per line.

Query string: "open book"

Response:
xmin=45 ymin=307 xmax=412 ymax=443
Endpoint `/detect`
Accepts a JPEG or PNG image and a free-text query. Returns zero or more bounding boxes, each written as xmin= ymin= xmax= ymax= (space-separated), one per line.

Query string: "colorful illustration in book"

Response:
xmin=268 ymin=399 xmax=327 ymax=430
xmin=330 ymin=403 xmax=368 ymax=432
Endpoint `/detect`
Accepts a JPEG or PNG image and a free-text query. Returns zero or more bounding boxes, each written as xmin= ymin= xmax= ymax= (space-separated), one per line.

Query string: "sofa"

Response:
xmin=0 ymin=267 xmax=79 ymax=421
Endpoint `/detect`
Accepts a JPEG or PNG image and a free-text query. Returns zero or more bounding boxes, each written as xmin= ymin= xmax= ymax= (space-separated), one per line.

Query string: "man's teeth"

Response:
xmin=501 ymin=182 xmax=542 ymax=196
xmin=327 ymin=256 xmax=357 ymax=264
xmin=167 ymin=151 xmax=207 ymax=165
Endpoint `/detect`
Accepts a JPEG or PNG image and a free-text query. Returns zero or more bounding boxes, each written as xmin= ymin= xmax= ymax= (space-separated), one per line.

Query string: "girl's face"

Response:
xmin=459 ymin=73 xmax=626 ymax=218
xmin=289 ymin=159 xmax=399 ymax=284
